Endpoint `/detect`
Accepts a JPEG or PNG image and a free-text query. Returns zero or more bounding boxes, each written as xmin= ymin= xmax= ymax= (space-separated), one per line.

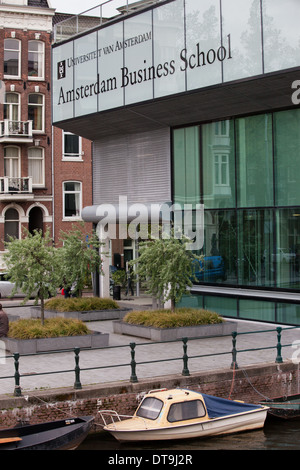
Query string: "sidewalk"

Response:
xmin=0 ymin=296 xmax=299 ymax=397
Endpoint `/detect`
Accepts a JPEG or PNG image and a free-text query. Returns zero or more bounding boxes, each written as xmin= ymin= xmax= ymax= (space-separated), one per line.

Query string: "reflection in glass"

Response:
xmin=221 ymin=0 xmax=262 ymax=81
xmin=263 ymin=0 xmax=300 ymax=73
xmin=274 ymin=109 xmax=300 ymax=207
xmin=237 ymin=209 xmax=274 ymax=287
xmin=276 ymin=209 xmax=300 ymax=289
xmin=153 ymin=0 xmax=185 ymax=98
xmin=202 ymin=120 xmax=235 ymax=208
xmin=185 ymin=0 xmax=222 ymax=89
xmin=236 ymin=114 xmax=273 ymax=207
xmin=200 ymin=210 xmax=237 ymax=284
xmin=173 ymin=126 xmax=200 ymax=208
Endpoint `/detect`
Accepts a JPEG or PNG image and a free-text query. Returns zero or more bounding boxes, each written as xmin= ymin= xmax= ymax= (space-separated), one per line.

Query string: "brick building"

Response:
xmin=0 ymin=0 xmax=93 ymax=270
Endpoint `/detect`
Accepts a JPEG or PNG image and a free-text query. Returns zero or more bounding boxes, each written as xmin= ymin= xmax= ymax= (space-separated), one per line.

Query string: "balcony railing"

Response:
xmin=0 ymin=177 xmax=33 ymax=194
xmin=0 ymin=120 xmax=33 ymax=142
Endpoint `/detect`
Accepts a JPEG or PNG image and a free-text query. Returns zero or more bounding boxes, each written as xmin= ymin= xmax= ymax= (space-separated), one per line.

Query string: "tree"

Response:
xmin=58 ymin=224 xmax=103 ymax=297
xmin=132 ymin=231 xmax=202 ymax=312
xmin=4 ymin=229 xmax=60 ymax=324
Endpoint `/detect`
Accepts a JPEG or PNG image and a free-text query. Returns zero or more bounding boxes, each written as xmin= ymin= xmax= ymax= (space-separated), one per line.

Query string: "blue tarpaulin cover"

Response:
xmin=201 ymin=394 xmax=262 ymax=418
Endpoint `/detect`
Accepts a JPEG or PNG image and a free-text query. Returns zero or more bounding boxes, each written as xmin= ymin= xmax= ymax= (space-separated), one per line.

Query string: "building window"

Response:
xmin=4 ymin=208 xmax=19 ymax=242
xmin=4 ymin=146 xmax=20 ymax=178
xmin=214 ymin=154 xmax=229 ymax=186
xmin=63 ymin=132 xmax=82 ymax=159
xmin=28 ymin=40 xmax=44 ymax=79
xmin=28 ymin=94 xmax=44 ymax=132
xmin=4 ymin=39 xmax=20 ymax=78
xmin=63 ymin=181 xmax=82 ymax=219
xmin=4 ymin=93 xmax=20 ymax=123
xmin=28 ymin=147 xmax=44 ymax=186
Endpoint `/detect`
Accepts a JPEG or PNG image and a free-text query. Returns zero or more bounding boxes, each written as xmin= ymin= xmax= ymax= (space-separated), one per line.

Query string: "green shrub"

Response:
xmin=44 ymin=297 xmax=119 ymax=312
xmin=123 ymin=308 xmax=223 ymax=328
xmin=8 ymin=318 xmax=90 ymax=339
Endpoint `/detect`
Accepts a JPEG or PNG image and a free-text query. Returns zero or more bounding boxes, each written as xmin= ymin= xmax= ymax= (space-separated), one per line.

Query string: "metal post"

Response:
xmin=130 ymin=342 xmax=138 ymax=383
xmin=74 ymin=347 xmax=82 ymax=389
xmin=231 ymin=331 xmax=238 ymax=369
xmin=182 ymin=337 xmax=190 ymax=376
xmin=276 ymin=327 xmax=283 ymax=363
xmin=13 ymin=353 xmax=22 ymax=397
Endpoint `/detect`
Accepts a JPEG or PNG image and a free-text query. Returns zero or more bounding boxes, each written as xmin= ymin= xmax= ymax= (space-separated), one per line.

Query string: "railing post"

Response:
xmin=74 ymin=347 xmax=82 ymax=389
xmin=130 ymin=342 xmax=138 ymax=383
xmin=13 ymin=352 xmax=22 ymax=397
xmin=182 ymin=337 xmax=190 ymax=376
xmin=231 ymin=331 xmax=238 ymax=369
xmin=276 ymin=327 xmax=283 ymax=363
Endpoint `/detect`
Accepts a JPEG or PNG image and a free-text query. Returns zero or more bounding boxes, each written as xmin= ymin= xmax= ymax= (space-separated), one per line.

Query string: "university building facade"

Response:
xmin=52 ymin=0 xmax=300 ymax=325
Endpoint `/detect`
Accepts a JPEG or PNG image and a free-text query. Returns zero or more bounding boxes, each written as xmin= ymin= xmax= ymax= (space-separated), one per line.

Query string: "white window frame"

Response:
xmin=28 ymin=40 xmax=45 ymax=80
xmin=214 ymin=153 xmax=229 ymax=187
xmin=63 ymin=181 xmax=82 ymax=220
xmin=4 ymin=38 xmax=21 ymax=79
xmin=4 ymin=92 xmax=20 ymax=122
xmin=28 ymin=147 xmax=45 ymax=187
xmin=4 ymin=146 xmax=21 ymax=178
xmin=28 ymin=93 xmax=44 ymax=133
xmin=62 ymin=131 xmax=82 ymax=161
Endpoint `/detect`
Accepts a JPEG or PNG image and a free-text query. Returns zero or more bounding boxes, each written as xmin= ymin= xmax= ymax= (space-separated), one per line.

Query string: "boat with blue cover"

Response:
xmin=99 ymin=388 xmax=268 ymax=442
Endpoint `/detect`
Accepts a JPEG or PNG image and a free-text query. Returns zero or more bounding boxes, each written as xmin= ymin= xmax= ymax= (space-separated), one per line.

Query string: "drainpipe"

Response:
xmin=51 ymin=125 xmax=55 ymax=243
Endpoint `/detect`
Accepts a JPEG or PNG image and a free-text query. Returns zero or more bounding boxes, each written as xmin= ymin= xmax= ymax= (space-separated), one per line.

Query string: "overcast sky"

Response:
xmin=49 ymin=0 xmax=138 ymax=16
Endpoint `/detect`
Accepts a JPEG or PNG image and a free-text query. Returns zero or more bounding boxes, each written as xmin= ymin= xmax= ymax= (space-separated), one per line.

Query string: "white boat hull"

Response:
xmin=105 ymin=408 xmax=268 ymax=442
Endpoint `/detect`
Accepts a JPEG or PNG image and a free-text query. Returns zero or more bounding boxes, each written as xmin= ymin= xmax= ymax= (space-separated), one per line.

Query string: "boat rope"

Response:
xmin=240 ymin=368 xmax=270 ymax=401
xmin=228 ymin=365 xmax=271 ymax=401
xmin=228 ymin=362 xmax=236 ymax=399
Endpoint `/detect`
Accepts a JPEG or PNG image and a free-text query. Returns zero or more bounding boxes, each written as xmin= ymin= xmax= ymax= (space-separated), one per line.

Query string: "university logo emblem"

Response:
xmin=57 ymin=60 xmax=66 ymax=80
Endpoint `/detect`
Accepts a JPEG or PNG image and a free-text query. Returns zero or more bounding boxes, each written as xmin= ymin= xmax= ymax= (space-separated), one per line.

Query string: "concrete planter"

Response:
xmin=113 ymin=320 xmax=237 ymax=341
xmin=30 ymin=306 xmax=131 ymax=322
xmin=4 ymin=331 xmax=109 ymax=354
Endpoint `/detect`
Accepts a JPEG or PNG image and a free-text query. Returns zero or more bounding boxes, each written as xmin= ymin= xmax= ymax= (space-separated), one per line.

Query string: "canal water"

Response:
xmin=77 ymin=418 xmax=300 ymax=451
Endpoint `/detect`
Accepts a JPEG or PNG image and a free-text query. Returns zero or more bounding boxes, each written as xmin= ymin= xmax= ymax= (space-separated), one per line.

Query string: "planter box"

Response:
xmin=113 ymin=320 xmax=237 ymax=341
xmin=30 ymin=306 xmax=131 ymax=322
xmin=3 ymin=330 xmax=109 ymax=354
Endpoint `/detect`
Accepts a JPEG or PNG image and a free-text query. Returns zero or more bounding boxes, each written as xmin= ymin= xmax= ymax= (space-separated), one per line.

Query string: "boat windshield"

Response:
xmin=136 ymin=397 xmax=163 ymax=420
xmin=167 ymin=400 xmax=206 ymax=422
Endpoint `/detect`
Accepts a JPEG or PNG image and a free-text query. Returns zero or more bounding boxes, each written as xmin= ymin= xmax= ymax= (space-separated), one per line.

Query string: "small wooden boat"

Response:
xmin=99 ymin=388 xmax=268 ymax=442
xmin=0 ymin=416 xmax=94 ymax=450
xmin=260 ymin=394 xmax=300 ymax=420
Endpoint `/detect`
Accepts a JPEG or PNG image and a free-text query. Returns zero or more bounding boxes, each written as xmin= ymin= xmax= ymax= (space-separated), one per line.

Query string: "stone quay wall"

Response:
xmin=0 ymin=361 xmax=298 ymax=432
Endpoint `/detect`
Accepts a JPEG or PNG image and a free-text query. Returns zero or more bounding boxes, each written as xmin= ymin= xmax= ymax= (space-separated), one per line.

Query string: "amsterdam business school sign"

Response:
xmin=55 ymin=32 xmax=232 ymax=107
xmin=52 ymin=1 xmax=238 ymax=124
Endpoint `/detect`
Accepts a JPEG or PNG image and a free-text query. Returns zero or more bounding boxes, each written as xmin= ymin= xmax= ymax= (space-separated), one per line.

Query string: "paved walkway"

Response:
xmin=0 ymin=295 xmax=300 ymax=397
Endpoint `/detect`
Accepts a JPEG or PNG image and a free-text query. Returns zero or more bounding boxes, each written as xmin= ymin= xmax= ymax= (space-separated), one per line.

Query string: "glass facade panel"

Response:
xmin=153 ymin=0 xmax=185 ymax=98
xmin=277 ymin=303 xmax=300 ymax=326
xmin=263 ymin=0 xmax=300 ymax=73
xmin=204 ymin=295 xmax=237 ymax=318
xmin=202 ymin=120 xmax=235 ymax=208
xmin=237 ymin=209 xmax=274 ymax=287
xmin=200 ymin=210 xmax=237 ymax=284
xmin=239 ymin=299 xmax=275 ymax=322
xmin=173 ymin=126 xmax=200 ymax=208
xmin=276 ymin=209 xmax=300 ymax=289
xmin=185 ymin=0 xmax=222 ymax=90
xmin=274 ymin=109 xmax=300 ymax=206
xmin=236 ymin=114 xmax=273 ymax=207
xmin=221 ymin=0 xmax=262 ymax=81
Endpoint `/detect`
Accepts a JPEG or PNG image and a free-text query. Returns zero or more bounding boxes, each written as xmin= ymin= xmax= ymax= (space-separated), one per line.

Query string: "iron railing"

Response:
xmin=0 ymin=325 xmax=298 ymax=397
xmin=53 ymin=0 xmax=170 ymax=43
